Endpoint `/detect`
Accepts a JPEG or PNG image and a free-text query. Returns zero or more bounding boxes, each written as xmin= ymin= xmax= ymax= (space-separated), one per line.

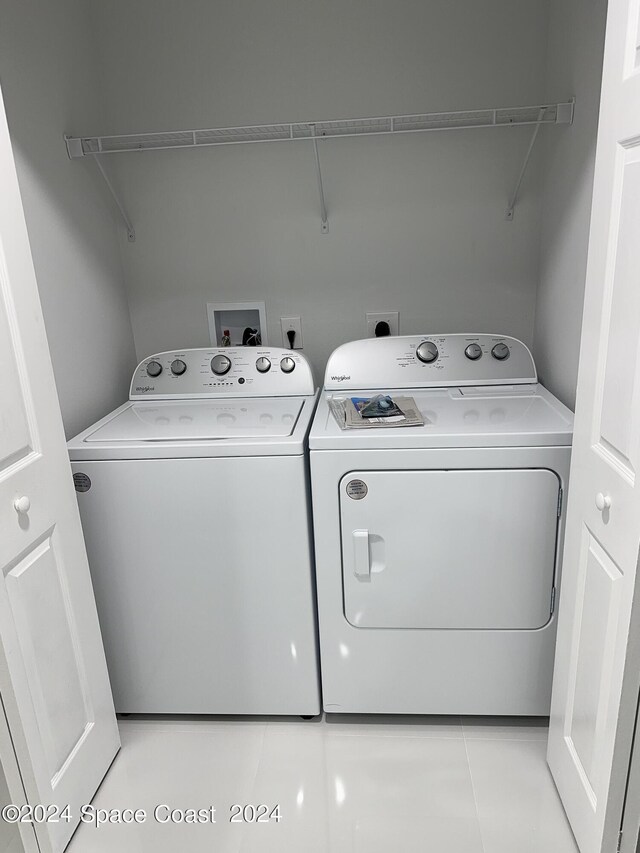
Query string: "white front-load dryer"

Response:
xmin=309 ymin=334 xmax=573 ymax=715
xmin=68 ymin=347 xmax=320 ymax=715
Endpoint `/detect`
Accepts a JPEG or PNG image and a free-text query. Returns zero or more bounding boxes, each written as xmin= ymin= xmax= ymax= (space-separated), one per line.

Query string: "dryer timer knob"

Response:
xmin=491 ymin=343 xmax=510 ymax=361
xmin=416 ymin=341 xmax=439 ymax=363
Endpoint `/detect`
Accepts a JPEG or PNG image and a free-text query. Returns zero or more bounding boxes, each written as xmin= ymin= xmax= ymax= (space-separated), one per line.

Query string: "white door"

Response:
xmin=0 ymin=82 xmax=119 ymax=852
xmin=547 ymin=0 xmax=640 ymax=850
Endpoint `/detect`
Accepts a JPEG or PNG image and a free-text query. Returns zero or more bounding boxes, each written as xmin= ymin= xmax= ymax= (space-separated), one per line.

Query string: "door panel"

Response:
xmin=0 ymin=82 xmax=119 ymax=853
xmin=340 ymin=469 xmax=559 ymax=630
xmin=6 ymin=533 xmax=93 ymax=780
xmin=598 ymin=152 xmax=640 ymax=477
xmin=567 ymin=531 xmax=623 ymax=796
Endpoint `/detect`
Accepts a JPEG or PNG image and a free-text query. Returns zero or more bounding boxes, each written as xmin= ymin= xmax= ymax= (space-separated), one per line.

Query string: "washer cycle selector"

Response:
xmin=171 ymin=359 xmax=187 ymax=375
xmin=491 ymin=343 xmax=510 ymax=361
xmin=256 ymin=357 xmax=271 ymax=373
xmin=211 ymin=354 xmax=232 ymax=376
xmin=465 ymin=343 xmax=482 ymax=361
xmin=280 ymin=357 xmax=296 ymax=374
xmin=146 ymin=360 xmax=163 ymax=377
xmin=416 ymin=341 xmax=439 ymax=363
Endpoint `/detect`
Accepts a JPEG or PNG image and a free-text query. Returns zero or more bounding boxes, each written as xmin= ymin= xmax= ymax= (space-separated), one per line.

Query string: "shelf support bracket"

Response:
xmin=309 ymin=125 xmax=329 ymax=234
xmin=65 ymin=137 xmax=136 ymax=241
xmin=505 ymin=107 xmax=546 ymax=221
xmin=93 ymin=155 xmax=136 ymax=242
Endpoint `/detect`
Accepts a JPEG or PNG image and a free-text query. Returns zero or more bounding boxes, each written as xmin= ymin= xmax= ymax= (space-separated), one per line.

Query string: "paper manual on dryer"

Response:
xmin=329 ymin=396 xmax=425 ymax=429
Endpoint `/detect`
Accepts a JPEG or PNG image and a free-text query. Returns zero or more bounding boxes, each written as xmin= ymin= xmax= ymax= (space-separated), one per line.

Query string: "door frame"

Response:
xmin=0 ymin=693 xmax=38 ymax=853
xmin=609 ymin=548 xmax=640 ymax=852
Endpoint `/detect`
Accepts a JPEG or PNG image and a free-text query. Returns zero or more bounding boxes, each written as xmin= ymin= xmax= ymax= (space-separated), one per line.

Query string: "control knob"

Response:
xmin=491 ymin=342 xmax=510 ymax=361
xmin=280 ymin=357 xmax=296 ymax=374
xmin=171 ymin=359 xmax=187 ymax=375
xmin=416 ymin=341 xmax=439 ymax=363
xmin=256 ymin=357 xmax=271 ymax=373
xmin=211 ymin=354 xmax=232 ymax=376
xmin=465 ymin=343 xmax=482 ymax=361
xmin=146 ymin=360 xmax=163 ymax=377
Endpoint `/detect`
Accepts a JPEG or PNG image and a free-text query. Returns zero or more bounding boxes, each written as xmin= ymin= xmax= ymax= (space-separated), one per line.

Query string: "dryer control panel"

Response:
xmin=324 ymin=334 xmax=536 ymax=390
xmin=130 ymin=347 xmax=314 ymax=399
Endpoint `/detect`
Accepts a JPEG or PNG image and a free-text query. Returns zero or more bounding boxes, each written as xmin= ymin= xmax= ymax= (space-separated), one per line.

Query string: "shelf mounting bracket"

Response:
xmin=65 ymin=136 xmax=135 ymax=241
xmin=93 ymin=155 xmax=136 ymax=242
xmin=505 ymin=107 xmax=546 ymax=221
xmin=309 ymin=124 xmax=329 ymax=234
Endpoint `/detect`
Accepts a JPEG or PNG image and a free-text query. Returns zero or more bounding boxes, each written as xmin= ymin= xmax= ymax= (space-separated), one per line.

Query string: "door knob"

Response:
xmin=14 ymin=496 xmax=31 ymax=514
xmin=595 ymin=492 xmax=611 ymax=512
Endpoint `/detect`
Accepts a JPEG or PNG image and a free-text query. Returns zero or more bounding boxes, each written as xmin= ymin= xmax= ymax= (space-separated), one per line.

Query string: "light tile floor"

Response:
xmin=67 ymin=715 xmax=577 ymax=853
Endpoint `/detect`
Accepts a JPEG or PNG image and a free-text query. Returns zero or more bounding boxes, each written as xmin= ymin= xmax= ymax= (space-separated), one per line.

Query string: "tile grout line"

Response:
xmin=321 ymin=731 xmax=465 ymax=740
xmin=249 ymin=722 xmax=269 ymax=790
xmin=320 ymin=712 xmax=467 ymax=740
xmin=462 ymin=726 xmax=488 ymax=853
xmin=462 ymin=734 xmax=548 ymax=743
xmin=234 ymin=723 xmax=268 ymax=853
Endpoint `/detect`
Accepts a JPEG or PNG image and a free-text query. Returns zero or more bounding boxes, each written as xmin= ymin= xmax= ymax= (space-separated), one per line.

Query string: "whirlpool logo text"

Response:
xmin=331 ymin=375 xmax=350 ymax=382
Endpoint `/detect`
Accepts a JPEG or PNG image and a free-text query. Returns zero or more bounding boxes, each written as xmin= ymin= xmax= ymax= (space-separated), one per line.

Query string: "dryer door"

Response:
xmin=340 ymin=468 xmax=560 ymax=630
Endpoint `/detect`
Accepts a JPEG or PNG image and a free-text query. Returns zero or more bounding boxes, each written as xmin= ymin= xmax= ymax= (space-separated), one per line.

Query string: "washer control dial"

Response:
xmin=416 ymin=341 xmax=439 ymax=363
xmin=146 ymin=360 xmax=163 ymax=377
xmin=256 ymin=357 xmax=271 ymax=373
xmin=491 ymin=342 xmax=510 ymax=361
xmin=211 ymin=354 xmax=232 ymax=376
xmin=280 ymin=357 xmax=296 ymax=374
xmin=171 ymin=358 xmax=187 ymax=375
xmin=465 ymin=343 xmax=482 ymax=361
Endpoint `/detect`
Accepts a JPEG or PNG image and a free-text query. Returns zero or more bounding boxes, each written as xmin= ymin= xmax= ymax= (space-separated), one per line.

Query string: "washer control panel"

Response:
xmin=130 ymin=347 xmax=314 ymax=399
xmin=324 ymin=334 xmax=536 ymax=390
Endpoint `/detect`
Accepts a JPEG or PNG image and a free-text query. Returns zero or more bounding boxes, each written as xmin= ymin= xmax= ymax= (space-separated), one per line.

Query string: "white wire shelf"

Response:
xmin=64 ymin=99 xmax=575 ymax=238
xmin=66 ymin=101 xmax=573 ymax=157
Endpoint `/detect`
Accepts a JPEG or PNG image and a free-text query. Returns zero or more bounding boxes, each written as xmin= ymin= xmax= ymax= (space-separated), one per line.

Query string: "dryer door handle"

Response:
xmin=353 ymin=529 xmax=370 ymax=578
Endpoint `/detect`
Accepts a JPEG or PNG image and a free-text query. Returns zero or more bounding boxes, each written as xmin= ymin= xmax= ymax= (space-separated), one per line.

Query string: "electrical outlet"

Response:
xmin=281 ymin=317 xmax=303 ymax=349
xmin=366 ymin=312 xmax=399 ymax=338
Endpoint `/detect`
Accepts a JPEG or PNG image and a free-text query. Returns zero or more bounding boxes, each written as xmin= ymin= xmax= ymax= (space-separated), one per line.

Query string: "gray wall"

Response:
xmin=0 ymin=0 xmax=606 ymax=406
xmin=0 ymin=0 xmax=137 ymax=438
xmin=91 ymin=0 xmax=552 ymax=383
xmin=532 ymin=0 xmax=607 ymax=410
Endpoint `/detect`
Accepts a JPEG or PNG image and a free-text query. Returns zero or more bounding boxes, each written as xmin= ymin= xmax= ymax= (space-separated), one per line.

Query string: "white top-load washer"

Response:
xmin=309 ymin=334 xmax=573 ymax=715
xmin=68 ymin=347 xmax=320 ymax=715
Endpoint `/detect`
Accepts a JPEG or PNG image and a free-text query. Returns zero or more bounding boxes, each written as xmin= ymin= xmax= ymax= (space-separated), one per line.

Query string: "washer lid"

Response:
xmin=84 ymin=398 xmax=306 ymax=442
